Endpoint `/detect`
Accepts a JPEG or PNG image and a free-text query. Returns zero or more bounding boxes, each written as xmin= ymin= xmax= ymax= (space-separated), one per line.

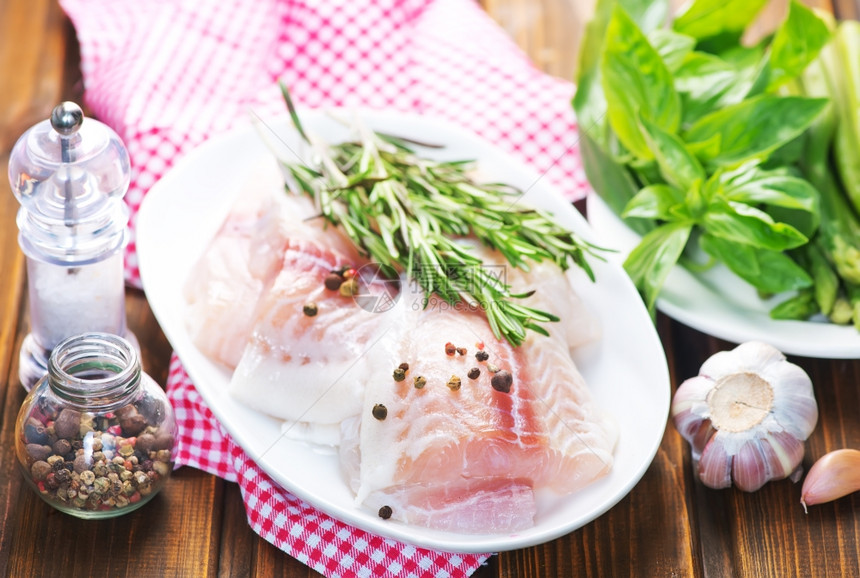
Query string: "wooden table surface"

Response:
xmin=1 ymin=0 xmax=858 ymax=576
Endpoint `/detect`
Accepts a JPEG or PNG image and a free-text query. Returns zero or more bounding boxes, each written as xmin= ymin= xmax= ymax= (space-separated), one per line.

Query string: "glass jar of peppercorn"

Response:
xmin=15 ymin=332 xmax=176 ymax=518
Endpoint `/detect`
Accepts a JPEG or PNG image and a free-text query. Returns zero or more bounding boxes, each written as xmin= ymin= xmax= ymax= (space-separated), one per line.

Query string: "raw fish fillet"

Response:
xmin=339 ymin=297 xmax=617 ymax=533
xmin=227 ymin=234 xmax=402 ymax=427
xmin=183 ymin=170 xmax=290 ymax=368
xmin=186 ymin=163 xmax=616 ymax=532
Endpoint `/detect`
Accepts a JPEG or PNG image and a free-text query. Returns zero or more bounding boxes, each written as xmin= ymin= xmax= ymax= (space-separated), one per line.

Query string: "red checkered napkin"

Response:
xmin=60 ymin=0 xmax=590 ymax=575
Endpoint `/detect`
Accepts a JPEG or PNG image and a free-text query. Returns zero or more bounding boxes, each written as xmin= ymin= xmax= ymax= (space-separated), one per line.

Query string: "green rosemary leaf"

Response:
xmin=278 ymin=88 xmax=605 ymax=346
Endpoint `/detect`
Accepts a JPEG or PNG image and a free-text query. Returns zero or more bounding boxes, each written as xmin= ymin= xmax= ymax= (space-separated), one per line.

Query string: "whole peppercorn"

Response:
xmin=136 ymin=432 xmax=156 ymax=454
xmin=52 ymin=439 xmax=72 ymax=457
xmin=475 ymin=350 xmax=490 ymax=362
xmin=54 ymin=408 xmax=81 ymax=439
xmin=467 ymin=367 xmax=480 ymax=380
xmin=73 ymin=454 xmax=92 ymax=474
xmin=47 ymin=455 xmax=65 ymax=468
xmin=487 ymin=363 xmax=500 ymax=374
xmin=153 ymin=461 xmax=170 ymax=477
xmin=31 ymin=461 xmax=52 ymax=481
xmin=378 ymin=505 xmax=393 ymax=520
xmin=24 ymin=418 xmax=49 ymax=445
xmin=444 ymin=342 xmax=456 ymax=356
xmin=153 ymin=432 xmax=175 ymax=451
xmin=372 ymin=404 xmax=388 ymax=421
xmin=45 ymin=472 xmax=60 ymax=490
xmin=302 ymin=302 xmax=319 ymax=317
xmin=413 ymin=376 xmax=427 ymax=389
xmin=54 ymin=468 xmax=71 ymax=485
xmin=324 ymin=272 xmax=344 ymax=291
xmin=491 ymin=370 xmax=513 ymax=393
xmin=447 ymin=376 xmax=462 ymax=391
xmin=117 ymin=405 xmax=147 ymax=437
xmin=27 ymin=443 xmax=52 ymax=462
xmin=456 ymin=347 xmax=467 ymax=356
xmin=339 ymin=278 xmax=359 ymax=297
xmin=392 ymin=367 xmax=406 ymax=382
xmin=93 ymin=477 xmax=111 ymax=495
xmin=398 ymin=362 xmax=409 ymax=371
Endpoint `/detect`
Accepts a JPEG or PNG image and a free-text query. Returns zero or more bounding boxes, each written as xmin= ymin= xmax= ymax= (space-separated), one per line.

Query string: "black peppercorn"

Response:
xmin=467 ymin=367 xmax=480 ymax=380
xmin=475 ymin=350 xmax=489 ymax=362
xmin=303 ymin=302 xmax=319 ymax=317
xmin=372 ymin=404 xmax=388 ymax=421
xmin=491 ymin=370 xmax=513 ymax=393
xmin=324 ymin=272 xmax=344 ymax=291
xmin=378 ymin=505 xmax=393 ymax=520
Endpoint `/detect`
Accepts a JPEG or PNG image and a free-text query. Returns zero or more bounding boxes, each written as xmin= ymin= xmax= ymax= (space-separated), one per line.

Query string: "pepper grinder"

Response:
xmin=8 ymin=102 xmax=139 ymax=391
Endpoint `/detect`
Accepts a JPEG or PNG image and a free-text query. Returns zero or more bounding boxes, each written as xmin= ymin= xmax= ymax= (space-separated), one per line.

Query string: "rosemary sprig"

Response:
xmin=278 ymin=84 xmax=603 ymax=346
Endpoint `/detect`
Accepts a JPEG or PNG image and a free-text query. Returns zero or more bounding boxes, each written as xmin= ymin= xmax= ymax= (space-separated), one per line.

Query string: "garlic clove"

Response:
xmin=800 ymin=449 xmax=860 ymax=512
xmin=698 ymin=435 xmax=733 ymax=489
xmin=699 ymin=340 xmax=785 ymax=380
xmin=733 ymin=439 xmax=770 ymax=492
xmin=762 ymin=431 xmax=805 ymax=480
xmin=670 ymin=375 xmax=714 ymax=452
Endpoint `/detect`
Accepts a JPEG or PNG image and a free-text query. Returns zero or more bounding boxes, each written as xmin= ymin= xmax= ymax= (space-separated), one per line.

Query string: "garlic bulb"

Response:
xmin=671 ymin=341 xmax=818 ymax=492
xmin=800 ymin=449 xmax=860 ymax=512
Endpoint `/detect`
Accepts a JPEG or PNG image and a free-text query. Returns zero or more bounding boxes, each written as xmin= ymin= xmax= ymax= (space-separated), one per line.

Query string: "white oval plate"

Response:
xmin=137 ymin=109 xmax=670 ymax=553
xmin=587 ymin=192 xmax=860 ymax=359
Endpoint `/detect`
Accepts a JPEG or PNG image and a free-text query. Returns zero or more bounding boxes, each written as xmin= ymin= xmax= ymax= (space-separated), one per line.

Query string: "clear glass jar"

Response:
xmin=15 ymin=332 xmax=176 ymax=519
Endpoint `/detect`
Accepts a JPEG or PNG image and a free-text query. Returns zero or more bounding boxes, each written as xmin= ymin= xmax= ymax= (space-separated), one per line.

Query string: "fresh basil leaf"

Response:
xmin=672 ymin=0 xmax=768 ymax=41
xmin=601 ymin=6 xmax=681 ymax=159
xmin=684 ymin=95 xmax=828 ymax=167
xmin=674 ymin=52 xmax=746 ymax=125
xmin=579 ymin=131 xmax=654 ymax=236
xmin=703 ymin=200 xmax=808 ymax=251
xmin=649 ymin=29 xmax=696 ymax=72
xmin=770 ymin=290 xmax=818 ymax=320
xmin=767 ymin=0 xmax=831 ymax=91
xmin=638 ymin=114 xmax=706 ymax=191
xmin=700 ymin=234 xmax=812 ymax=293
xmin=619 ymin=0 xmax=669 ymax=32
xmin=717 ymin=167 xmax=819 ymax=214
xmin=623 ymin=184 xmax=686 ymax=220
xmin=629 ymin=158 xmax=662 ymax=187
xmin=624 ymin=222 xmax=693 ymax=311
xmin=685 ymin=178 xmax=708 ymax=219
xmin=573 ymin=0 xmax=615 ymax=147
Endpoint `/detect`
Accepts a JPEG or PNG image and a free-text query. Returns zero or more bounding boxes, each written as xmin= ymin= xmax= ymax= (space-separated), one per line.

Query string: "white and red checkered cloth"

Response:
xmin=60 ymin=0 xmax=591 ymax=576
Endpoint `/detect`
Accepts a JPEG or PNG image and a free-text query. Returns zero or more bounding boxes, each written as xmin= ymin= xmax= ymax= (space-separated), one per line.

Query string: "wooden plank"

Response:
xmin=0 ymin=0 xmax=67 ymax=572
xmin=833 ymin=0 xmax=860 ymax=19
xmin=0 ymin=0 xmax=67 ymax=150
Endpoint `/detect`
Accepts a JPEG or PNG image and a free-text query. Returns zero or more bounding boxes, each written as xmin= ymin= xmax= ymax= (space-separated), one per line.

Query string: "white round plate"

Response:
xmin=137 ymin=109 xmax=670 ymax=553
xmin=587 ymin=192 xmax=860 ymax=359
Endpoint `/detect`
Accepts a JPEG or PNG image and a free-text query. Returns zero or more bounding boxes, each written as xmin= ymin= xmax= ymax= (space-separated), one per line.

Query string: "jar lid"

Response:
xmin=8 ymin=103 xmax=131 ymax=262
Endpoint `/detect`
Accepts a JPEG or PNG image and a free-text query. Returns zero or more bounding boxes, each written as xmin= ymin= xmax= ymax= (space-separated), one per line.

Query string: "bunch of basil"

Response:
xmin=573 ymin=0 xmax=860 ymax=324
